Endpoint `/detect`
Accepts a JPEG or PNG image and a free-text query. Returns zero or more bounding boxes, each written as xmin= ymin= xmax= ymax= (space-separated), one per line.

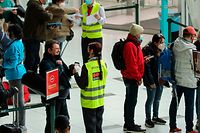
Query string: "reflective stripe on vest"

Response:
xmin=81 ymin=60 xmax=107 ymax=108
xmin=81 ymin=3 xmax=102 ymax=38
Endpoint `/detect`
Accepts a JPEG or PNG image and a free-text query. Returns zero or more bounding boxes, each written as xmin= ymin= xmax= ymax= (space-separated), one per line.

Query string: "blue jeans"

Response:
xmin=123 ymin=78 xmax=139 ymax=127
xmin=169 ymin=85 xmax=195 ymax=131
xmin=145 ymin=85 xmax=163 ymax=120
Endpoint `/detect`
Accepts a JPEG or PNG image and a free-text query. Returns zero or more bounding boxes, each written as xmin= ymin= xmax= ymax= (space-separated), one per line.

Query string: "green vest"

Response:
xmin=81 ymin=3 xmax=103 ymax=38
xmin=81 ymin=59 xmax=107 ymax=108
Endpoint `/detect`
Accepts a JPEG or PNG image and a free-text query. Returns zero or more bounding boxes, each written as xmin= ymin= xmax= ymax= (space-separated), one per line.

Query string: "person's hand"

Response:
xmin=74 ymin=14 xmax=81 ymax=19
xmin=56 ymin=60 xmax=62 ymax=65
xmin=94 ymin=14 xmax=101 ymax=20
xmin=144 ymin=55 xmax=154 ymax=63
xmin=149 ymin=84 xmax=156 ymax=89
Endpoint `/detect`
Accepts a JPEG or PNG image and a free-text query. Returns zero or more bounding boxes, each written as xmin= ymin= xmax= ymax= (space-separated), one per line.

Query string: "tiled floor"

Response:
xmin=0 ymin=26 xmax=198 ymax=133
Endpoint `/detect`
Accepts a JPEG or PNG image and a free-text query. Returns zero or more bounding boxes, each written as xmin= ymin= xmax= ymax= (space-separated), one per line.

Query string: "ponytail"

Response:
xmin=88 ymin=42 xmax=103 ymax=80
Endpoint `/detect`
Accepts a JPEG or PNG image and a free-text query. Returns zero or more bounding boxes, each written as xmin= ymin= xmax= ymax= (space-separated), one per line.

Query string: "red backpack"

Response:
xmin=2 ymin=81 xmax=30 ymax=105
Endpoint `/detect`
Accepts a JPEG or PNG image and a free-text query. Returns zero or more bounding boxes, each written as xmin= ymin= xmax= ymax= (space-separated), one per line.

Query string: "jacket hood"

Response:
xmin=127 ymin=33 xmax=141 ymax=47
xmin=173 ymin=37 xmax=196 ymax=52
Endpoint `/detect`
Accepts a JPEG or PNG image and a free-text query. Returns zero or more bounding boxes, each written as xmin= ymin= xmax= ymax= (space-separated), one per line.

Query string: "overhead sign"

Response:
xmin=46 ymin=68 xmax=59 ymax=100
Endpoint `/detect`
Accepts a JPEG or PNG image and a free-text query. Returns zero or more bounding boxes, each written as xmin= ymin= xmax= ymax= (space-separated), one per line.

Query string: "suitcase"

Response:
xmin=2 ymin=81 xmax=30 ymax=105
xmin=0 ymin=95 xmax=22 ymax=133
xmin=0 ymin=124 xmax=21 ymax=133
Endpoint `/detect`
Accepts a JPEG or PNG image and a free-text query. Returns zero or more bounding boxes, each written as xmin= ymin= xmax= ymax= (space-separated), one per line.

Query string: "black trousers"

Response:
xmin=23 ymin=39 xmax=40 ymax=73
xmin=81 ymin=37 xmax=102 ymax=63
xmin=45 ymin=99 xmax=69 ymax=133
xmin=82 ymin=106 xmax=104 ymax=133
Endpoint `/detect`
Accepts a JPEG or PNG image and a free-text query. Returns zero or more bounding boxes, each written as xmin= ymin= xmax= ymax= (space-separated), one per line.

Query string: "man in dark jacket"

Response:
xmin=121 ymin=23 xmax=146 ymax=132
xmin=23 ymin=0 xmax=53 ymax=73
xmin=39 ymin=39 xmax=72 ymax=133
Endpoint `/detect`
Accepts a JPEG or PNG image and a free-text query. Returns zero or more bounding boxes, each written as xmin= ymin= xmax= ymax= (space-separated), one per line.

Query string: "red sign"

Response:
xmin=46 ymin=68 xmax=59 ymax=100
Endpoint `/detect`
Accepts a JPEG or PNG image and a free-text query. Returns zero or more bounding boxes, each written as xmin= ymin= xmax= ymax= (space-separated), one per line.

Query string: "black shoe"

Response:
xmin=123 ymin=125 xmax=146 ymax=132
xmin=145 ymin=119 xmax=154 ymax=128
xmin=152 ymin=117 xmax=166 ymax=125
xmin=123 ymin=123 xmax=141 ymax=131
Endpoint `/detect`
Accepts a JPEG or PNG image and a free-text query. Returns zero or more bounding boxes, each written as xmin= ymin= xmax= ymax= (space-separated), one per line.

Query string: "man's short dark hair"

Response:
xmin=45 ymin=39 xmax=60 ymax=53
xmin=55 ymin=115 xmax=70 ymax=133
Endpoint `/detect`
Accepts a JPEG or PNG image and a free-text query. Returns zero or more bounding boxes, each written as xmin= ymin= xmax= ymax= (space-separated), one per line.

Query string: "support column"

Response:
xmin=161 ymin=0 xmax=168 ymax=45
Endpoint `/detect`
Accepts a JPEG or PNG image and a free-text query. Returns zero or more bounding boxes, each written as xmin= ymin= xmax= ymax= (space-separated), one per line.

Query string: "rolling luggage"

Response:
xmin=0 ymin=95 xmax=22 ymax=133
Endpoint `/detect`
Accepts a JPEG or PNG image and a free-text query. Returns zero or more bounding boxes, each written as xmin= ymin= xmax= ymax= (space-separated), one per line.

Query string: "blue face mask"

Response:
xmin=85 ymin=0 xmax=93 ymax=5
xmin=138 ymin=35 xmax=143 ymax=42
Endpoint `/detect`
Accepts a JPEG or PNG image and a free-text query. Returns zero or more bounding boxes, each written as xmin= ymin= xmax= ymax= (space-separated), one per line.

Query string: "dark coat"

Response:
xmin=194 ymin=40 xmax=200 ymax=51
xmin=23 ymin=0 xmax=53 ymax=41
xmin=39 ymin=54 xmax=72 ymax=99
xmin=142 ymin=42 xmax=161 ymax=87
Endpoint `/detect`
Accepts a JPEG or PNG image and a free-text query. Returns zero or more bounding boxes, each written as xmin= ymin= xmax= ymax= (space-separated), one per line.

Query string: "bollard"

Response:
xmin=50 ymin=100 xmax=56 ymax=133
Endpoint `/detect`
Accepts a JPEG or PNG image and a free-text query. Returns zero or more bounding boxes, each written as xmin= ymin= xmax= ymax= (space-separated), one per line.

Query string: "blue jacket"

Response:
xmin=3 ymin=39 xmax=26 ymax=80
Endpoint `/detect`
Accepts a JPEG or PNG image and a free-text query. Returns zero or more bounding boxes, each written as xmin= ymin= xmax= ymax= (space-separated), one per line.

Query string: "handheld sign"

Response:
xmin=46 ymin=68 xmax=59 ymax=100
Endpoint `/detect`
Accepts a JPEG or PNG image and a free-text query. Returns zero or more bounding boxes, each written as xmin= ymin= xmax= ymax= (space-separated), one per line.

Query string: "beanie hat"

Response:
xmin=183 ymin=26 xmax=196 ymax=36
xmin=129 ymin=23 xmax=144 ymax=36
xmin=55 ymin=115 xmax=70 ymax=130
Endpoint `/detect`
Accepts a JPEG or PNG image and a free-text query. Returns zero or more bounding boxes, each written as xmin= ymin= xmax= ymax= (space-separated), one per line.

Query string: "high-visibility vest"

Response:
xmin=81 ymin=3 xmax=103 ymax=38
xmin=81 ymin=59 xmax=107 ymax=108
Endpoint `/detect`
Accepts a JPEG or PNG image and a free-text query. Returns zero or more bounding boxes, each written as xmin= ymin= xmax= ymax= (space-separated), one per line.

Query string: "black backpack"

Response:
xmin=111 ymin=39 xmax=126 ymax=70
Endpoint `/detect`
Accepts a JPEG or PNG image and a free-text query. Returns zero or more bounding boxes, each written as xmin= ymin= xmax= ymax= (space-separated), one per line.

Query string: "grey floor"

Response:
xmin=0 ymin=26 xmax=198 ymax=133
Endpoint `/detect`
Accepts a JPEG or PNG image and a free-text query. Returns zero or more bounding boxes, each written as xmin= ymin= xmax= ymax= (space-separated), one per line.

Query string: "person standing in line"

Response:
xmin=76 ymin=0 xmax=106 ymax=63
xmin=39 ymin=39 xmax=72 ymax=133
xmin=2 ymin=24 xmax=26 ymax=132
xmin=121 ymin=23 xmax=146 ymax=132
xmin=73 ymin=42 xmax=107 ymax=133
xmin=194 ymin=30 xmax=200 ymax=130
xmin=23 ymin=0 xmax=53 ymax=73
xmin=45 ymin=0 xmax=79 ymax=50
xmin=142 ymin=33 xmax=166 ymax=128
xmin=169 ymin=26 xmax=198 ymax=133
xmin=55 ymin=115 xmax=70 ymax=133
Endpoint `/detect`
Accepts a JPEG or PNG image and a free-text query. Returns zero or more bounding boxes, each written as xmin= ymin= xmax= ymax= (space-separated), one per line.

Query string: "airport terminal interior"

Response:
xmin=0 ymin=0 xmax=200 ymax=133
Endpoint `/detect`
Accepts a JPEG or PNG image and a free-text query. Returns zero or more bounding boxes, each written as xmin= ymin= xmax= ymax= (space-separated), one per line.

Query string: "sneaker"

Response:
xmin=145 ymin=119 xmax=154 ymax=128
xmin=186 ymin=130 xmax=198 ymax=133
xmin=169 ymin=127 xmax=182 ymax=133
xmin=152 ymin=117 xmax=166 ymax=125
xmin=123 ymin=123 xmax=141 ymax=131
xmin=123 ymin=125 xmax=146 ymax=132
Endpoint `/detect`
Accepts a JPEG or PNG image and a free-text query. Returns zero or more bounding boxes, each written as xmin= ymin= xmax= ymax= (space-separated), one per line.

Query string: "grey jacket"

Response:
xmin=173 ymin=37 xmax=197 ymax=88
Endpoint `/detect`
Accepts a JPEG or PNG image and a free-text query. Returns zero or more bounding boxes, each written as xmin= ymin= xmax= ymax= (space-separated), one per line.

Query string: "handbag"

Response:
xmin=0 ymin=124 xmax=22 ymax=133
xmin=66 ymin=29 xmax=74 ymax=41
xmin=21 ymin=72 xmax=46 ymax=97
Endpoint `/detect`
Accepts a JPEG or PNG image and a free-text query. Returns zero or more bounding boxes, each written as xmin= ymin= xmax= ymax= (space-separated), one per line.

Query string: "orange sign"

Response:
xmin=46 ymin=68 xmax=59 ymax=100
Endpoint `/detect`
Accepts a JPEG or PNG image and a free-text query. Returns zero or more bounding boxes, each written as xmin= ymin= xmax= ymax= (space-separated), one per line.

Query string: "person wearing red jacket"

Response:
xmin=121 ymin=23 xmax=146 ymax=132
